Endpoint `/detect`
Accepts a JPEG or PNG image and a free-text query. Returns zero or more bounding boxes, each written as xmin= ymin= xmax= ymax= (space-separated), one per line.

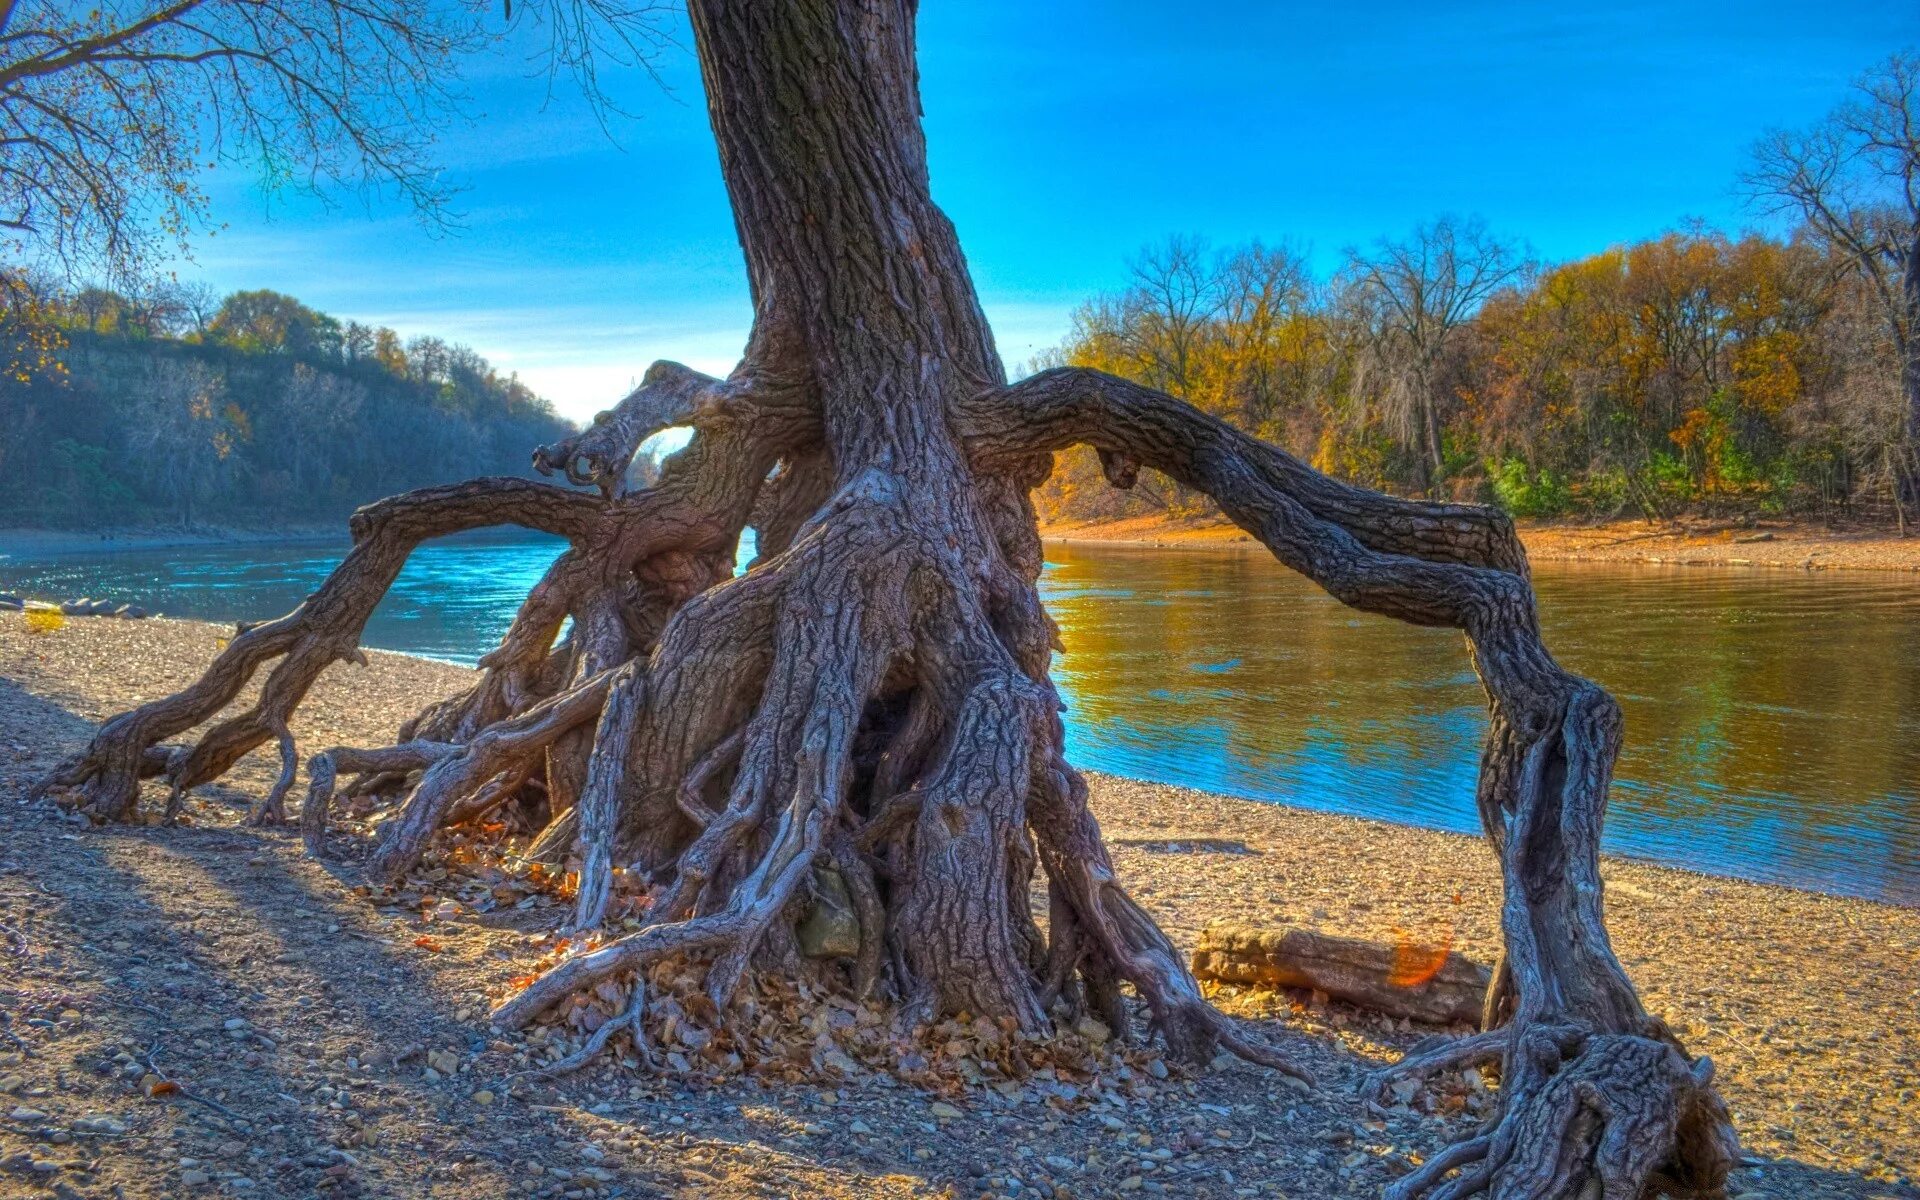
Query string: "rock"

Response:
xmin=87 ymin=599 xmax=118 ymax=615
xmin=471 ymin=1090 xmax=495 ymax=1106
xmin=796 ymin=867 xmax=861 ymax=959
xmin=60 ymin=599 xmax=90 ymax=615
xmin=0 ymin=595 xmax=22 ymax=611
xmin=1073 ymin=1016 xmax=1110 ymax=1046
xmin=9 ymin=1106 xmax=50 ymax=1121
xmin=116 ymin=605 xmax=150 ymax=619
xmin=928 ymin=1101 xmax=963 ymax=1120
xmin=181 ymin=1169 xmax=212 ymax=1186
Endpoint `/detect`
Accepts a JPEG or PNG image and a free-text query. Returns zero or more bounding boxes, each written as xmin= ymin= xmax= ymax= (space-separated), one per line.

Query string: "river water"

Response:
xmin=4 ymin=531 xmax=1915 ymax=904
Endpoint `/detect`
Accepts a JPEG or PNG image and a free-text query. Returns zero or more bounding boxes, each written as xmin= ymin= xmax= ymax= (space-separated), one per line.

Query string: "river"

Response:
xmin=3 ymin=531 xmax=1915 ymax=905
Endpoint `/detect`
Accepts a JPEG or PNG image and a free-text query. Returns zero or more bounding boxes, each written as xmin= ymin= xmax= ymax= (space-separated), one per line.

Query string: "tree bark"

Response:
xmin=39 ymin=3 xmax=1736 ymax=1196
xmin=1900 ymin=227 xmax=1920 ymax=515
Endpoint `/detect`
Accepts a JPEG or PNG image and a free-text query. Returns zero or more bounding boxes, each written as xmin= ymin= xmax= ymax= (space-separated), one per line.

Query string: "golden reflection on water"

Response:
xmin=1040 ymin=544 xmax=1920 ymax=905
xmin=4 ymin=532 xmax=1915 ymax=903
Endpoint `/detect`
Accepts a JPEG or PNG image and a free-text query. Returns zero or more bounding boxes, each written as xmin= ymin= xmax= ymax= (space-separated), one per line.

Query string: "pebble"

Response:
xmin=472 ymin=1090 xmax=495 ymax=1106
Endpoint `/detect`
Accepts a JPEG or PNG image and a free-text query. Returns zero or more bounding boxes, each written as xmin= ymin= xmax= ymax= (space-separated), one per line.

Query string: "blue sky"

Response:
xmin=186 ymin=0 xmax=1915 ymax=422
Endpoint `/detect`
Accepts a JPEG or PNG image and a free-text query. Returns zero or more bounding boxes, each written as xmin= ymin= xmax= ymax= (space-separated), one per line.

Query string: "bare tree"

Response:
xmin=1344 ymin=216 xmax=1527 ymax=492
xmin=1214 ymin=241 xmax=1316 ymax=433
xmin=0 ymin=0 xmax=488 ymax=280
xmin=1123 ymin=234 xmax=1221 ymax=395
xmin=38 ymin=6 xmax=1734 ymax=1198
xmin=170 ymin=279 xmax=222 ymax=339
xmin=123 ymin=356 xmax=238 ymax=525
xmin=1747 ymin=50 xmax=1920 ymax=512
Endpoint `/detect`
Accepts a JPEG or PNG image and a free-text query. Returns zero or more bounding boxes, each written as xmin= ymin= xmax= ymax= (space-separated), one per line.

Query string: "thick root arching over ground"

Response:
xmin=34 ymin=5 xmax=1737 ymax=1193
xmin=39 ymin=361 xmax=1737 ymax=1198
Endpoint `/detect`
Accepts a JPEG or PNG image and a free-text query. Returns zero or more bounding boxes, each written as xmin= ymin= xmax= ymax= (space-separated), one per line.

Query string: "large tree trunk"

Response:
xmin=37 ymin=3 xmax=1735 ymax=1196
xmin=1900 ymin=226 xmax=1920 ymax=516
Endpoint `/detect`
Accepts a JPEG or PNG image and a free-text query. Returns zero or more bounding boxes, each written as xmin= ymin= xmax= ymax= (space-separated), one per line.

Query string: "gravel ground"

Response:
xmin=0 ymin=612 xmax=1915 ymax=1200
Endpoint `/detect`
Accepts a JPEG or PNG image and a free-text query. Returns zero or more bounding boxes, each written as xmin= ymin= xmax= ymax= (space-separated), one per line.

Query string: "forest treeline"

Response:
xmin=1032 ymin=218 xmax=1916 ymax=528
xmin=0 ymin=282 xmax=574 ymax=528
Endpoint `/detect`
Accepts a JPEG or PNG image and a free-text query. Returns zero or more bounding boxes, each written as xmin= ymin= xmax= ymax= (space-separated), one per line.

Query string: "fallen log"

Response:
xmin=1191 ymin=923 xmax=1489 ymax=1025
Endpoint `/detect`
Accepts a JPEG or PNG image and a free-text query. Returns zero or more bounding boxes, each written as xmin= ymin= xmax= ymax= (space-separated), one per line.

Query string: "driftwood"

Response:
xmin=1192 ymin=924 xmax=1490 ymax=1025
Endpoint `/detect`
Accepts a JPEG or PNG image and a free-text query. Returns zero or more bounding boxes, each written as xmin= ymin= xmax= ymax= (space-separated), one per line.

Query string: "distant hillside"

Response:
xmin=0 ymin=286 xmax=575 ymax=529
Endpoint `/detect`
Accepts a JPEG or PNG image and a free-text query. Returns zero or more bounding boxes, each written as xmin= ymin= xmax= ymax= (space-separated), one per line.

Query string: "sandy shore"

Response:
xmin=1040 ymin=513 xmax=1920 ymax=574
xmin=1 ymin=613 xmax=1915 ymax=1198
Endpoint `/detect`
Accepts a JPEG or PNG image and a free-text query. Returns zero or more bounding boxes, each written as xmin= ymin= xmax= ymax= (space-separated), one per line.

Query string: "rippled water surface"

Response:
xmin=5 ymin=532 xmax=1916 ymax=903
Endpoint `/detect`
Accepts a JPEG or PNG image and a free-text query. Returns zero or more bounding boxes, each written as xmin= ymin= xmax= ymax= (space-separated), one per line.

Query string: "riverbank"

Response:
xmin=1 ymin=613 xmax=1915 ymax=1198
xmin=0 ymin=525 xmax=342 ymax=560
xmin=1040 ymin=513 xmax=1920 ymax=573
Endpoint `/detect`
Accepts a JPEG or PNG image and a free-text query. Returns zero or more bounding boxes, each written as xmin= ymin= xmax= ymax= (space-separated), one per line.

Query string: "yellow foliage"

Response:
xmin=24 ymin=606 xmax=65 ymax=634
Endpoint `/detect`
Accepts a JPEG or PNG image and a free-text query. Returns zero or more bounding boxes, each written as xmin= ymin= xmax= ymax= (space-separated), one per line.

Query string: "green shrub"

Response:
xmin=1488 ymin=457 xmax=1573 ymax=518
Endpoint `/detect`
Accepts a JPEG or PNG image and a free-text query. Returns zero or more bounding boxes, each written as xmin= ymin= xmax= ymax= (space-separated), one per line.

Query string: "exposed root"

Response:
xmin=1388 ymin=1028 xmax=1731 ymax=1200
xmin=491 ymin=850 xmax=817 ymax=1031
xmin=508 ymin=976 xmax=654 ymax=1083
xmin=367 ymin=671 xmax=617 ymax=885
xmin=1365 ymin=1028 xmax=1509 ymax=1106
xmin=45 ymin=342 xmax=1732 ymax=1200
xmin=37 ymin=479 xmax=602 ymax=823
xmin=301 ymin=741 xmax=456 ymax=858
xmin=569 ymin=664 xmax=647 ymax=932
xmin=968 ymin=367 xmax=1738 ymax=1194
xmin=243 ymin=725 xmax=298 ymax=827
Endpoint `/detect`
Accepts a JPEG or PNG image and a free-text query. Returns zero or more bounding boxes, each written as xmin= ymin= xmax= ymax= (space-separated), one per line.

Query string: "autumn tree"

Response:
xmin=40 ymin=5 xmax=1736 ymax=1198
xmin=1342 ymin=217 xmax=1528 ymax=494
xmin=1747 ymin=50 xmax=1920 ymax=513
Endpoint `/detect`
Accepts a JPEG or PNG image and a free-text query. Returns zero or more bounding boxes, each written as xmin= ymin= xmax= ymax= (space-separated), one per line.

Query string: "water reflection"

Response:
xmin=1043 ymin=543 xmax=1920 ymax=905
xmin=3 ymin=532 xmax=1915 ymax=903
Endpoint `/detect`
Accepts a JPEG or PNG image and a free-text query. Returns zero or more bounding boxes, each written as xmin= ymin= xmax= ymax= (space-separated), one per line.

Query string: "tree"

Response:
xmin=1747 ymin=50 xmax=1920 ymax=514
xmin=1344 ymin=217 xmax=1527 ymax=492
xmin=0 ymin=0 xmax=475 ymax=281
xmin=171 ymin=281 xmax=223 ymax=339
xmin=209 ymin=289 xmax=340 ymax=357
xmin=123 ymin=357 xmax=242 ymax=526
xmin=40 ymin=6 xmax=1735 ymax=1198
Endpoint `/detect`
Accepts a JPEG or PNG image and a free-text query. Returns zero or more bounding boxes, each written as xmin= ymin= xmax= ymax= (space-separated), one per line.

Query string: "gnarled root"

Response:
xmin=301 ymin=741 xmax=456 ymax=857
xmin=1384 ymin=1026 xmax=1731 ymax=1200
xmin=43 ymin=350 xmax=1736 ymax=1193
xmin=483 ymin=467 xmax=1308 ymax=1085
xmin=35 ymin=478 xmax=603 ymax=823
xmin=966 ymin=367 xmax=1738 ymax=1197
